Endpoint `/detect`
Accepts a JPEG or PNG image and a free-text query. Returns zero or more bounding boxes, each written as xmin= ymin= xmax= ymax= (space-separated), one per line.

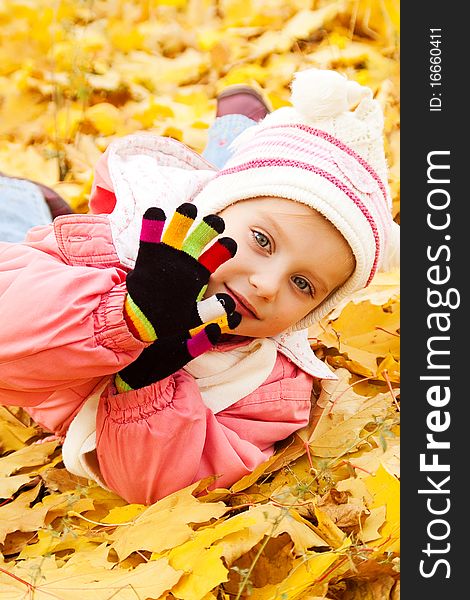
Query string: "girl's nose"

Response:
xmin=248 ymin=271 xmax=280 ymax=302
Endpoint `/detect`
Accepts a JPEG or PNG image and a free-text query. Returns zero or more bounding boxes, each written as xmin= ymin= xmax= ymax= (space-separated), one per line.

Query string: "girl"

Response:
xmin=0 ymin=69 xmax=399 ymax=505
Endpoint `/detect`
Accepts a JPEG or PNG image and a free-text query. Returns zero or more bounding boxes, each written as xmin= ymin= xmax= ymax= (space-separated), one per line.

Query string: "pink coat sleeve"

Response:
xmin=95 ymin=355 xmax=313 ymax=505
xmin=0 ymin=227 xmax=145 ymax=408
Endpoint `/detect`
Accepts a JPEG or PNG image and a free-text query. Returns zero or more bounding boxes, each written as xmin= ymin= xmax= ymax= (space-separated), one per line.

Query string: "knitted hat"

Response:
xmin=193 ymin=68 xmax=400 ymax=330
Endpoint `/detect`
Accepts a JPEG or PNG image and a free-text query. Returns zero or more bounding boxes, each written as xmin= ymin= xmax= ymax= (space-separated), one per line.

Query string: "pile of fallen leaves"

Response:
xmin=0 ymin=0 xmax=400 ymax=598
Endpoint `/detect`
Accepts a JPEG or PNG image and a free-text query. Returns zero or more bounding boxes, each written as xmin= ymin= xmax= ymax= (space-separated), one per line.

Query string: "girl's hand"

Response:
xmin=124 ymin=203 xmax=239 ymax=342
xmin=115 ymin=311 xmax=241 ymax=392
xmin=116 ymin=203 xmax=241 ymax=391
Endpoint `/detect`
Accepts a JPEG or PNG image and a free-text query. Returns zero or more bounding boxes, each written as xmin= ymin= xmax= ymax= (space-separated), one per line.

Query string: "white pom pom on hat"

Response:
xmin=290 ymin=68 xmax=372 ymax=119
xmin=193 ymin=67 xmax=399 ymax=330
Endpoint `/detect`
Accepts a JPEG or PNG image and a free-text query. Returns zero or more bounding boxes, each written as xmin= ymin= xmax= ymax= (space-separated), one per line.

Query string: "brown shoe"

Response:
xmin=216 ymin=85 xmax=271 ymax=122
xmin=33 ymin=181 xmax=74 ymax=218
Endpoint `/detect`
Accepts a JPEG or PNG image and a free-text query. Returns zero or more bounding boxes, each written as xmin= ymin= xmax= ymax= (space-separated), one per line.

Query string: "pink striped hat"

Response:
xmin=193 ymin=68 xmax=399 ymax=329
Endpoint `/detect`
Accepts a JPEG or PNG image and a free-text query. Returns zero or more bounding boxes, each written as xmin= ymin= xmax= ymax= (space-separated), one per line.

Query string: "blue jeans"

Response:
xmin=0 ymin=176 xmax=52 ymax=242
xmin=202 ymin=114 xmax=256 ymax=169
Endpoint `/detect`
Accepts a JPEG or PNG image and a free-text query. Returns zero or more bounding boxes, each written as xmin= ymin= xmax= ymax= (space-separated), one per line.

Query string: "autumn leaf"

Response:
xmin=0 ymin=482 xmax=95 ymax=546
xmin=84 ymin=102 xmax=122 ymax=136
xmin=360 ymin=506 xmax=387 ymax=543
xmin=0 ymin=441 xmax=59 ymax=478
xmin=0 ymin=407 xmax=39 ymax=453
xmin=363 ymin=465 xmax=400 ymax=554
xmin=0 ymin=545 xmax=182 ymax=600
xmin=317 ymin=488 xmax=370 ymax=532
xmin=18 ymin=527 xmax=105 ymax=560
xmin=306 ymin=380 xmax=393 ymax=459
xmin=0 ymin=474 xmax=33 ymax=499
xmin=110 ymin=483 xmax=228 ymax=561
xmin=0 ymin=482 xmax=46 ymax=544
xmin=312 ymin=300 xmax=400 ymax=379
xmin=247 ymin=544 xmax=352 ymax=600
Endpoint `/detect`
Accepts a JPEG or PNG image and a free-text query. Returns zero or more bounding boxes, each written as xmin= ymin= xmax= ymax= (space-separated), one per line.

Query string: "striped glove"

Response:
xmin=116 ymin=203 xmax=241 ymax=391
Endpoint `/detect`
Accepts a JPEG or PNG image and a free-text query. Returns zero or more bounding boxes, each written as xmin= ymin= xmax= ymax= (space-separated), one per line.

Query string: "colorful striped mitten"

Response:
xmin=116 ymin=203 xmax=241 ymax=392
xmin=124 ymin=203 xmax=238 ymax=342
xmin=115 ymin=314 xmax=240 ymax=392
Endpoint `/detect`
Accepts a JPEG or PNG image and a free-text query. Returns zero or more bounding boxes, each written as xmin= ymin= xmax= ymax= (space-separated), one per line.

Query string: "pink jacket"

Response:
xmin=0 ymin=133 xmax=335 ymax=505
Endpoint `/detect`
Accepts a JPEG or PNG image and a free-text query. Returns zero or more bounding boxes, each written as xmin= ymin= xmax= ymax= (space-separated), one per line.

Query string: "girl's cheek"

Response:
xmin=224 ymin=249 xmax=242 ymax=274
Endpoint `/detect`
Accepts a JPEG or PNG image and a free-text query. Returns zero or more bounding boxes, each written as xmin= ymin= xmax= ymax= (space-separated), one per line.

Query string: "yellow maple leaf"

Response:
xmin=101 ymin=503 xmax=147 ymax=525
xmin=250 ymin=3 xmax=345 ymax=60
xmin=0 ymin=474 xmax=32 ymax=499
xmin=167 ymin=502 xmax=333 ymax=599
xmin=171 ymin=545 xmax=228 ymax=600
xmin=359 ymin=505 xmax=387 ymax=543
xmin=1 ymin=545 xmax=182 ymax=600
xmin=110 ymin=483 xmax=227 ymax=561
xmin=108 ymin=21 xmax=145 ymax=53
xmin=325 ymin=270 xmax=400 ymax=321
xmin=131 ymin=99 xmax=175 ymax=128
xmin=348 ymin=435 xmax=400 ymax=479
xmin=85 ymin=103 xmax=121 ymax=136
xmin=18 ymin=527 xmax=103 ymax=560
xmin=218 ymin=64 xmax=269 ymax=89
xmin=0 ymin=406 xmax=39 ymax=452
xmin=0 ymin=440 xmax=59 ymax=477
xmin=313 ymin=299 xmax=400 ymax=377
xmin=363 ymin=464 xmax=400 ymax=553
xmin=306 ymin=373 xmax=392 ymax=458
xmin=248 ymin=544 xmax=351 ymax=600
xmin=0 ymin=482 xmax=46 ymax=543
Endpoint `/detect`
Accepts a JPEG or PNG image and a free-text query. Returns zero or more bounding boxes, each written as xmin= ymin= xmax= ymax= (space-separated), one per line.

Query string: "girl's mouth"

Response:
xmin=225 ymin=286 xmax=259 ymax=319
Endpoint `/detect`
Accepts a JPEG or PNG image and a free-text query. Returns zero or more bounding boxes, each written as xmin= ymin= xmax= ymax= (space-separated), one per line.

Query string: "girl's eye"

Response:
xmin=253 ymin=230 xmax=271 ymax=251
xmin=292 ymin=275 xmax=313 ymax=295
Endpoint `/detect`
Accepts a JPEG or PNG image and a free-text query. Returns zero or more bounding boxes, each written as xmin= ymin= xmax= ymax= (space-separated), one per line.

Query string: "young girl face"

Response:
xmin=205 ymin=196 xmax=355 ymax=338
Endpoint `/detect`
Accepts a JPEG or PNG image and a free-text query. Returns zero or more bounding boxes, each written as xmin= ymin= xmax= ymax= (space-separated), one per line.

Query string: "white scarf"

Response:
xmin=184 ymin=337 xmax=278 ymax=414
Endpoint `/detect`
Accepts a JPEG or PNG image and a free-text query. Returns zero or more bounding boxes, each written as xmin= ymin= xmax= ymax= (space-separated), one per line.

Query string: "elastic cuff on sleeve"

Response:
xmin=95 ymin=282 xmax=149 ymax=352
xmin=103 ymin=376 xmax=175 ymax=424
